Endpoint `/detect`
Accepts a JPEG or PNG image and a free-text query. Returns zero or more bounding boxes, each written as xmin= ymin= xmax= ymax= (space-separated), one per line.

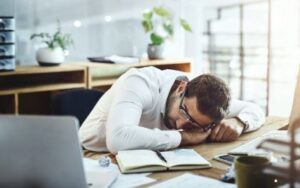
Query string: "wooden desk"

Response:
xmin=84 ymin=116 xmax=288 ymax=186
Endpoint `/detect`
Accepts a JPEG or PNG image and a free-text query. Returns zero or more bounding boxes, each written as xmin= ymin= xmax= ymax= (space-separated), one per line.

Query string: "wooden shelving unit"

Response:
xmin=0 ymin=59 xmax=192 ymax=115
xmin=78 ymin=59 xmax=192 ymax=90
xmin=0 ymin=64 xmax=87 ymax=115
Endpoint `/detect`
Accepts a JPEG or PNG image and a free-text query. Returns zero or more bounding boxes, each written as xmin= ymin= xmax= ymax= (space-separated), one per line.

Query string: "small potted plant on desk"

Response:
xmin=30 ymin=20 xmax=73 ymax=66
xmin=141 ymin=6 xmax=192 ymax=60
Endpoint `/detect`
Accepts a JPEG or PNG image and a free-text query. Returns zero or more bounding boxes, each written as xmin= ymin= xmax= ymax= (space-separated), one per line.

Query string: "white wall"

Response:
xmin=12 ymin=0 xmax=198 ymax=66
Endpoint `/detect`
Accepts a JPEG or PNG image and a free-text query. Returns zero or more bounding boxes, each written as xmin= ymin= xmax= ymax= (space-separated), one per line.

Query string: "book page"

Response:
xmin=117 ymin=150 xmax=165 ymax=170
xmin=161 ymin=149 xmax=210 ymax=168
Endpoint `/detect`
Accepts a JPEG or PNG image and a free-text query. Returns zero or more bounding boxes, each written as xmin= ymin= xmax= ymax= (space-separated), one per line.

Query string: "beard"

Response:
xmin=163 ymin=95 xmax=177 ymax=129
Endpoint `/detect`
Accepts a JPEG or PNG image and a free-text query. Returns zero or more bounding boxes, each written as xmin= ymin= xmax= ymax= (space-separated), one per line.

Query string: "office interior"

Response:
xmin=2 ymin=0 xmax=300 ymax=117
xmin=1 ymin=0 xmax=300 ymax=187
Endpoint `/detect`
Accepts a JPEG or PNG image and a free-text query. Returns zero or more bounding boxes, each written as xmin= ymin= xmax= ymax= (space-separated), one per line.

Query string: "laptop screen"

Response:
xmin=0 ymin=115 xmax=88 ymax=188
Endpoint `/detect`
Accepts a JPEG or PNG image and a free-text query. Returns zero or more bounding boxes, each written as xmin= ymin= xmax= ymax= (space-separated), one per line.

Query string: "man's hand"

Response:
xmin=179 ymin=129 xmax=211 ymax=146
xmin=209 ymin=118 xmax=245 ymax=142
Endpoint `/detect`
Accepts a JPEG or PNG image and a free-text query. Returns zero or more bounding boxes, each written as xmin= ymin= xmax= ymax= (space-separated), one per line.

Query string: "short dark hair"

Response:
xmin=186 ymin=74 xmax=230 ymax=123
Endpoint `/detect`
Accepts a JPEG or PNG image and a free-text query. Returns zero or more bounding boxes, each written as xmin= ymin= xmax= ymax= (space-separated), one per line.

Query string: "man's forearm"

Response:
xmin=179 ymin=130 xmax=211 ymax=146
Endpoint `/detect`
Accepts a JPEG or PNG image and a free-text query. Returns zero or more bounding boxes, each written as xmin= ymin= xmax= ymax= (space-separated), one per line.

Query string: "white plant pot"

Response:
xmin=36 ymin=47 xmax=65 ymax=66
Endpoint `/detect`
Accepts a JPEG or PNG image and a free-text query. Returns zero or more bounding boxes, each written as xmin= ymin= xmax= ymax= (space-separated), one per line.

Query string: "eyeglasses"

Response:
xmin=179 ymin=91 xmax=215 ymax=132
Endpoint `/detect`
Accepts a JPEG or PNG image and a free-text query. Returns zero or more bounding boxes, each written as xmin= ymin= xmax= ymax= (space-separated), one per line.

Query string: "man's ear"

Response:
xmin=176 ymin=81 xmax=187 ymax=94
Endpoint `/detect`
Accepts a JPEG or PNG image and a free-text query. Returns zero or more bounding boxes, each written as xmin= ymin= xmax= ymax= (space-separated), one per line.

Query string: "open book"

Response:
xmin=116 ymin=149 xmax=211 ymax=173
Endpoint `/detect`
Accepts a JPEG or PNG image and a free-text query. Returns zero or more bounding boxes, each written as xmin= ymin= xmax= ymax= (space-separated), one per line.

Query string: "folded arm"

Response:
xmin=210 ymin=99 xmax=265 ymax=142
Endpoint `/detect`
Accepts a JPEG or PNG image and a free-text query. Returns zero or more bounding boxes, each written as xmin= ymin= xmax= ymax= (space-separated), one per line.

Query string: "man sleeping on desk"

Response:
xmin=79 ymin=67 xmax=265 ymax=154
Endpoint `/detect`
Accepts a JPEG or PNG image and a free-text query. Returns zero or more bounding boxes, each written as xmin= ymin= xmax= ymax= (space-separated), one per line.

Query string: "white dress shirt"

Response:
xmin=79 ymin=67 xmax=265 ymax=154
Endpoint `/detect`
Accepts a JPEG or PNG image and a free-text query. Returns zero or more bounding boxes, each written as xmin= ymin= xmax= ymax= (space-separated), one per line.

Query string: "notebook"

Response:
xmin=116 ymin=149 xmax=211 ymax=173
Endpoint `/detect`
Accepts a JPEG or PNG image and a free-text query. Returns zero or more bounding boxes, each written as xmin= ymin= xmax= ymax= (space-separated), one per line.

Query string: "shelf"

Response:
xmin=0 ymin=64 xmax=87 ymax=114
xmin=75 ymin=59 xmax=192 ymax=89
xmin=0 ymin=64 xmax=85 ymax=76
xmin=91 ymin=78 xmax=117 ymax=87
xmin=0 ymin=83 xmax=86 ymax=95
xmin=0 ymin=95 xmax=15 ymax=113
xmin=0 ymin=59 xmax=191 ymax=115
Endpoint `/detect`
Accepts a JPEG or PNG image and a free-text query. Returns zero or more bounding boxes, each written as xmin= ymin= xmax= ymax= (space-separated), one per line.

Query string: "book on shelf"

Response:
xmin=116 ymin=149 xmax=211 ymax=174
xmin=87 ymin=55 xmax=139 ymax=64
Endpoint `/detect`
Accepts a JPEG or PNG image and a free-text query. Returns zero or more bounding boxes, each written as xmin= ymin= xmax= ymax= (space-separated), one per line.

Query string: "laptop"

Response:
xmin=0 ymin=115 xmax=88 ymax=188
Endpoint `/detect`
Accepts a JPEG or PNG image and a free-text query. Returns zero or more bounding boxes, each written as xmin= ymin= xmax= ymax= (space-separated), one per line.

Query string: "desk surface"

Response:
xmin=84 ymin=116 xmax=288 ymax=186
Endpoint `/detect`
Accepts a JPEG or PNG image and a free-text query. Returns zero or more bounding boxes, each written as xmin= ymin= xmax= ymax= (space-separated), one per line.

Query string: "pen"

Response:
xmin=154 ymin=150 xmax=167 ymax=163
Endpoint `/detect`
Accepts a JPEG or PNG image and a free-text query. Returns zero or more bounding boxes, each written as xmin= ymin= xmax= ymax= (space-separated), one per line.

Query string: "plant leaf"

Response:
xmin=150 ymin=33 xmax=164 ymax=45
xmin=163 ymin=22 xmax=173 ymax=36
xmin=143 ymin=11 xmax=153 ymax=20
xmin=29 ymin=19 xmax=73 ymax=50
xmin=142 ymin=20 xmax=153 ymax=32
xmin=180 ymin=19 xmax=192 ymax=32
xmin=57 ymin=19 xmax=61 ymax=33
xmin=30 ymin=33 xmax=50 ymax=40
xmin=153 ymin=7 xmax=170 ymax=17
xmin=57 ymin=35 xmax=65 ymax=50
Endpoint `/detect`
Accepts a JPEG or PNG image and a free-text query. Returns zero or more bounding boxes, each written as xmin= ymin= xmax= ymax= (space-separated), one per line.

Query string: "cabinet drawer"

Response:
xmin=0 ymin=44 xmax=15 ymax=56
xmin=0 ymin=17 xmax=15 ymax=30
xmin=0 ymin=31 xmax=14 ymax=43
xmin=0 ymin=56 xmax=15 ymax=70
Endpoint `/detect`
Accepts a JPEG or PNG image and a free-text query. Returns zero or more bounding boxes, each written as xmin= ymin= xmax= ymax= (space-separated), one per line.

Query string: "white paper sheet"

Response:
xmin=149 ymin=173 xmax=236 ymax=188
xmin=110 ymin=173 xmax=156 ymax=188
xmin=83 ymin=158 xmax=156 ymax=188
xmin=83 ymin=158 xmax=119 ymax=188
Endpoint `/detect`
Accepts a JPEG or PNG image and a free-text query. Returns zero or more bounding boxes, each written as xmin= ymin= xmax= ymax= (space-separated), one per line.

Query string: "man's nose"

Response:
xmin=176 ymin=118 xmax=190 ymax=129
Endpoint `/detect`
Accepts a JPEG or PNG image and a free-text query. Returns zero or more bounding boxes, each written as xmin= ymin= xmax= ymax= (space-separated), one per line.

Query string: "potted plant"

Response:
xmin=30 ymin=20 xmax=73 ymax=66
xmin=141 ymin=6 xmax=192 ymax=59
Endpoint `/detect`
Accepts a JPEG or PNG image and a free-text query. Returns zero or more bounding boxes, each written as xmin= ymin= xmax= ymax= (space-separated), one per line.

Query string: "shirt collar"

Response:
xmin=160 ymin=75 xmax=186 ymax=116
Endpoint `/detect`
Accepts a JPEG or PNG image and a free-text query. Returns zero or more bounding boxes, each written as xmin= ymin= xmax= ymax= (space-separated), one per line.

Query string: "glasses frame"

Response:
xmin=179 ymin=91 xmax=215 ymax=132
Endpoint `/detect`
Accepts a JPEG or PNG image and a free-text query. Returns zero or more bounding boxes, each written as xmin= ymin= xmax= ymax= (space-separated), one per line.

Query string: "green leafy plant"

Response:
xmin=142 ymin=6 xmax=192 ymax=45
xmin=30 ymin=20 xmax=74 ymax=50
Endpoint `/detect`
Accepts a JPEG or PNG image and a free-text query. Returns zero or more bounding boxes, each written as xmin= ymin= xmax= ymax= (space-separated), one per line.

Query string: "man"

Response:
xmin=79 ymin=67 xmax=265 ymax=154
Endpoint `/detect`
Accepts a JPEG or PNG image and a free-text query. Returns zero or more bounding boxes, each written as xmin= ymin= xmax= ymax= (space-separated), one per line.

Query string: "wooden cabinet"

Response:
xmin=0 ymin=59 xmax=191 ymax=115
xmin=80 ymin=59 xmax=192 ymax=90
xmin=0 ymin=65 xmax=86 ymax=114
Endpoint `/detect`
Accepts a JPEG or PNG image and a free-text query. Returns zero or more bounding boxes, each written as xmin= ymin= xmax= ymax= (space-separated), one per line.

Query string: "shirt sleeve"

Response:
xmin=226 ymin=99 xmax=266 ymax=133
xmin=106 ymin=75 xmax=181 ymax=154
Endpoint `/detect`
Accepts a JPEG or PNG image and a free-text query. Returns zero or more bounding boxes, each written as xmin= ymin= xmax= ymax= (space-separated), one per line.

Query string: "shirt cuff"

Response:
xmin=236 ymin=114 xmax=250 ymax=133
xmin=165 ymin=130 xmax=182 ymax=149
